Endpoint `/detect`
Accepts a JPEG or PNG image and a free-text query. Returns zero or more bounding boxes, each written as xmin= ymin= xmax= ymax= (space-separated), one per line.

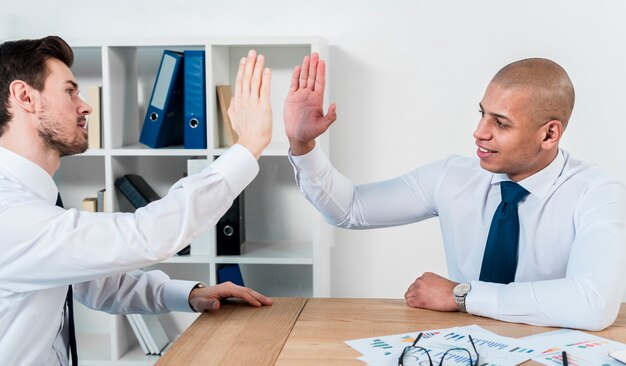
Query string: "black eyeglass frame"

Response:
xmin=398 ymin=332 xmax=480 ymax=366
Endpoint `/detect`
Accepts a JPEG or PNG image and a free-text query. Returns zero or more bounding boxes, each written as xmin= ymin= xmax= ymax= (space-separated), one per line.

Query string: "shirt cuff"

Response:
xmin=211 ymin=144 xmax=259 ymax=194
xmin=465 ymin=280 xmax=500 ymax=319
xmin=288 ymin=144 xmax=329 ymax=180
xmin=162 ymin=279 xmax=199 ymax=312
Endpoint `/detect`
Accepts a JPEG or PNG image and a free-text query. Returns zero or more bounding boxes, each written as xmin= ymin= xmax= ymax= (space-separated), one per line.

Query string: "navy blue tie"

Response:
xmin=56 ymin=194 xmax=78 ymax=365
xmin=479 ymin=181 xmax=530 ymax=284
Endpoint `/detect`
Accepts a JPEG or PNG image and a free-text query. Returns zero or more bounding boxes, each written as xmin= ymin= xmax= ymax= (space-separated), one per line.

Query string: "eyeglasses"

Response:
xmin=398 ymin=332 xmax=479 ymax=366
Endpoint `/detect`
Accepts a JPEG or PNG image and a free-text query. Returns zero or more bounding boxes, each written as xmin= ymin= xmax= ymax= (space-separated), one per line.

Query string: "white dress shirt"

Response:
xmin=290 ymin=146 xmax=626 ymax=330
xmin=0 ymin=145 xmax=258 ymax=365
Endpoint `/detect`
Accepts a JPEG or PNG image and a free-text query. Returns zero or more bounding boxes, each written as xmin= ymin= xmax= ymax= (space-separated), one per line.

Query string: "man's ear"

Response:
xmin=541 ymin=120 xmax=563 ymax=147
xmin=8 ymin=80 xmax=37 ymax=113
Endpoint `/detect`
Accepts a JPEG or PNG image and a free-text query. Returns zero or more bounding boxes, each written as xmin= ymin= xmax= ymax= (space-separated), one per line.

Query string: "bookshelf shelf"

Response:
xmin=54 ymin=36 xmax=330 ymax=366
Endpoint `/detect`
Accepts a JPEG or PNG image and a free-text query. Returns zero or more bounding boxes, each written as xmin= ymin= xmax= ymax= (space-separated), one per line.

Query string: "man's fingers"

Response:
xmin=260 ymin=68 xmax=271 ymax=104
xmin=235 ymin=286 xmax=273 ymax=307
xmin=314 ymin=59 xmax=326 ymax=95
xmin=324 ymin=103 xmax=337 ymax=125
xmin=308 ymin=52 xmax=319 ymax=91
xmin=289 ymin=65 xmax=300 ymax=92
xmin=299 ymin=55 xmax=310 ymax=89
xmin=234 ymin=57 xmax=246 ymax=98
xmin=218 ymin=282 xmax=273 ymax=307
xmin=250 ymin=54 xmax=265 ymax=98
xmin=242 ymin=49 xmax=257 ymax=96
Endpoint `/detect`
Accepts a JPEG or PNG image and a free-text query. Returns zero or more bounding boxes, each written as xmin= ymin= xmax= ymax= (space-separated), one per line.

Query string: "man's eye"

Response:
xmin=478 ymin=109 xmax=485 ymax=117
xmin=496 ymin=119 xmax=506 ymax=128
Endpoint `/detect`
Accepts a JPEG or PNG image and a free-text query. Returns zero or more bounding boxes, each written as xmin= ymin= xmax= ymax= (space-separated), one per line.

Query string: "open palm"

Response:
xmin=284 ymin=53 xmax=336 ymax=154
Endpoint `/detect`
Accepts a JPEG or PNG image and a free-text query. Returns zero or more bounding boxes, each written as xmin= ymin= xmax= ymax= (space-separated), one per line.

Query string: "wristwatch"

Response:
xmin=453 ymin=283 xmax=471 ymax=313
xmin=189 ymin=282 xmax=207 ymax=312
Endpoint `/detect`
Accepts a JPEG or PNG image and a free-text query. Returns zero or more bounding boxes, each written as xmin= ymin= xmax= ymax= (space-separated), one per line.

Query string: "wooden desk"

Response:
xmin=157 ymin=298 xmax=626 ymax=366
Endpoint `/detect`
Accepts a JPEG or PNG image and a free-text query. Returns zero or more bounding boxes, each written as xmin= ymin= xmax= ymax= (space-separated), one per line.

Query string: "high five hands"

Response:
xmin=228 ymin=50 xmax=273 ymax=159
xmin=284 ymin=52 xmax=337 ymax=156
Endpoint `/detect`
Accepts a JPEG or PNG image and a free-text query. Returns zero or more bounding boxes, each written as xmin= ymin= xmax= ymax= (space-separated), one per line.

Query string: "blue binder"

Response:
xmin=183 ymin=50 xmax=207 ymax=149
xmin=217 ymin=264 xmax=245 ymax=287
xmin=139 ymin=50 xmax=184 ymax=148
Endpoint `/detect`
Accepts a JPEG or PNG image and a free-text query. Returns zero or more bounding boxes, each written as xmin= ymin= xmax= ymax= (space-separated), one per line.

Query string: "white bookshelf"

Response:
xmin=53 ymin=37 xmax=330 ymax=365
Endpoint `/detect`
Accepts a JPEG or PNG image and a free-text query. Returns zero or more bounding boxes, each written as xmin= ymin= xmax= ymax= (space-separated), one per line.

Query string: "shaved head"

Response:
xmin=490 ymin=58 xmax=575 ymax=129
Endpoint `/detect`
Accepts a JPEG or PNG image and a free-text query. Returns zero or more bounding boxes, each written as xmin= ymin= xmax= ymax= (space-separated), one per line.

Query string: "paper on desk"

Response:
xmin=347 ymin=327 xmax=443 ymax=365
xmin=521 ymin=329 xmax=626 ymax=366
xmin=346 ymin=324 xmax=539 ymax=365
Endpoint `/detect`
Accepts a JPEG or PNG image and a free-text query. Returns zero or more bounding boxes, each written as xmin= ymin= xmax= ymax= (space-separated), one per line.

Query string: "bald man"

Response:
xmin=283 ymin=56 xmax=626 ymax=331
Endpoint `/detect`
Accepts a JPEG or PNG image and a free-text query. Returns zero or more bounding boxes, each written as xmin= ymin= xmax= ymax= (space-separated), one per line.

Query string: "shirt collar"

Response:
xmin=490 ymin=149 xmax=566 ymax=199
xmin=0 ymin=147 xmax=58 ymax=204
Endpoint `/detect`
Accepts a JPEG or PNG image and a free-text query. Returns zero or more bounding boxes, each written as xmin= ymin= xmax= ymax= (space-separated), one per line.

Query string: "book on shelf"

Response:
xmin=217 ymin=264 xmax=245 ymax=286
xmin=96 ymin=188 xmax=106 ymax=212
xmin=114 ymin=174 xmax=159 ymax=209
xmin=114 ymin=174 xmax=190 ymax=255
xmin=139 ymin=50 xmax=185 ymax=148
xmin=81 ymin=197 xmax=97 ymax=212
xmin=86 ymin=85 xmax=102 ymax=149
xmin=183 ymin=50 xmax=207 ymax=149
xmin=126 ymin=314 xmax=150 ymax=355
xmin=216 ymin=85 xmax=238 ymax=146
xmin=126 ymin=314 xmax=169 ymax=355
xmin=216 ymin=194 xmax=245 ymax=256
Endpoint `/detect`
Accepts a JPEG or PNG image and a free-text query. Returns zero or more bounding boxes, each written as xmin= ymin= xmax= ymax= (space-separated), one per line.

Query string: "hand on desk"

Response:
xmin=404 ymin=272 xmax=458 ymax=312
xmin=188 ymin=281 xmax=273 ymax=313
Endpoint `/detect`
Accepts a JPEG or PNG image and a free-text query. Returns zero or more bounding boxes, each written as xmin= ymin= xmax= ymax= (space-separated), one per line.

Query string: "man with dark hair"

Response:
xmin=0 ymin=36 xmax=273 ymax=365
xmin=284 ymin=53 xmax=626 ymax=331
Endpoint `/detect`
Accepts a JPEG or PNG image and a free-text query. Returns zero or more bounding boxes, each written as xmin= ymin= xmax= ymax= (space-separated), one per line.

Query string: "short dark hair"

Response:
xmin=0 ymin=36 xmax=74 ymax=136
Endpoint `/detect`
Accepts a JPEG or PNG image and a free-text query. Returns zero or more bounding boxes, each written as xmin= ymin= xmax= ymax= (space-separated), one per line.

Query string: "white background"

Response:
xmin=2 ymin=0 xmax=624 ymax=299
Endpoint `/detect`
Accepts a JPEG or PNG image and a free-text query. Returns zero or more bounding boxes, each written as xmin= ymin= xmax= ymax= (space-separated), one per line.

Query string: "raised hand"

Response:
xmin=228 ymin=50 xmax=272 ymax=159
xmin=284 ymin=52 xmax=337 ymax=156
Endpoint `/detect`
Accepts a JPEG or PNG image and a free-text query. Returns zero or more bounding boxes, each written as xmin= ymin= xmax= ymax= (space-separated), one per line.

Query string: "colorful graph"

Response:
xmin=565 ymin=339 xmax=609 ymax=349
xmin=444 ymin=332 xmax=466 ymax=341
xmin=370 ymin=339 xmax=393 ymax=349
xmin=471 ymin=336 xmax=509 ymax=350
xmin=538 ymin=347 xmax=600 ymax=366
xmin=421 ymin=331 xmax=440 ymax=339
xmin=509 ymin=346 xmax=536 ymax=354
xmin=399 ymin=335 xmax=416 ymax=344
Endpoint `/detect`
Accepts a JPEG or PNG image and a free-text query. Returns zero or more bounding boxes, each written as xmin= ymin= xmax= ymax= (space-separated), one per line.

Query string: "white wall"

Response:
xmin=2 ymin=0 xmax=624 ymax=299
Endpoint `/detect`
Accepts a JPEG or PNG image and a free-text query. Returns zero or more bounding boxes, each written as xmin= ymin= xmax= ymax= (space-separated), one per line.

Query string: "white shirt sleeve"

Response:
xmin=0 ymin=144 xmax=258 ymax=292
xmin=289 ymin=145 xmax=439 ymax=228
xmin=73 ymin=270 xmax=198 ymax=314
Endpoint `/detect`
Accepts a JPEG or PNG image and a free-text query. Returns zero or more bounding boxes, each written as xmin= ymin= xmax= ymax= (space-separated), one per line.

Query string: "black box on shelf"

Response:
xmin=216 ymin=193 xmax=245 ymax=256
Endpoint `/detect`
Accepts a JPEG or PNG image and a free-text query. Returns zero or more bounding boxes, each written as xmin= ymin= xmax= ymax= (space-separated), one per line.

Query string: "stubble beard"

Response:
xmin=37 ymin=106 xmax=88 ymax=157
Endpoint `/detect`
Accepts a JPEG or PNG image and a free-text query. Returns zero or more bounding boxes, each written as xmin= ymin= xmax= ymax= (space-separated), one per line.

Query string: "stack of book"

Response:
xmin=126 ymin=314 xmax=170 ymax=355
xmin=138 ymin=49 xmax=237 ymax=149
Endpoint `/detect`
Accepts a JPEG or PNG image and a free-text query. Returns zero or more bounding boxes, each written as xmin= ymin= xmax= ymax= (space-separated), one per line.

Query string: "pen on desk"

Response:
xmin=562 ymin=350 xmax=568 ymax=366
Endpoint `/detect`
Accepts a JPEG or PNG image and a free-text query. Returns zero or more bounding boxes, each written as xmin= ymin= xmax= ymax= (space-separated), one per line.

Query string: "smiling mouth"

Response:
xmin=478 ymin=147 xmax=496 ymax=153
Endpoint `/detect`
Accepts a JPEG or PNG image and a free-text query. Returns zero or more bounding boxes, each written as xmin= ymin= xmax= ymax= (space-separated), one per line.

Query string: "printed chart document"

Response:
xmin=347 ymin=325 xmax=626 ymax=366
xmin=346 ymin=324 xmax=539 ymax=366
xmin=522 ymin=329 xmax=626 ymax=366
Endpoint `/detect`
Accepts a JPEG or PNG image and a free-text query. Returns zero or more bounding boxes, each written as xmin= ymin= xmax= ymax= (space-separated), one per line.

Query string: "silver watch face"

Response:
xmin=453 ymin=283 xmax=471 ymax=297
